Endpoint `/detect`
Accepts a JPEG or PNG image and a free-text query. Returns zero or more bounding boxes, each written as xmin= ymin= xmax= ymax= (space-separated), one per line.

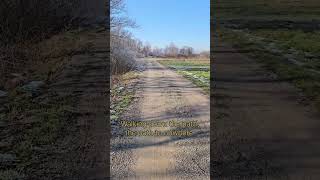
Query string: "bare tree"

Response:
xmin=110 ymin=0 xmax=141 ymax=74
xmin=142 ymin=42 xmax=152 ymax=57
xmin=136 ymin=40 xmax=143 ymax=54
xmin=165 ymin=43 xmax=179 ymax=57
xmin=152 ymin=47 xmax=163 ymax=57
xmin=110 ymin=0 xmax=136 ymax=29
xmin=179 ymin=46 xmax=194 ymax=57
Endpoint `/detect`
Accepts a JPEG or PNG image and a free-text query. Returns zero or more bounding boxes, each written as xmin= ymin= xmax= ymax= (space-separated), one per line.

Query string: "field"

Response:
xmin=158 ymin=59 xmax=210 ymax=93
xmin=216 ymin=0 xmax=320 ymax=20
xmin=216 ymin=0 xmax=320 ymax=109
xmin=212 ymin=0 xmax=320 ymax=178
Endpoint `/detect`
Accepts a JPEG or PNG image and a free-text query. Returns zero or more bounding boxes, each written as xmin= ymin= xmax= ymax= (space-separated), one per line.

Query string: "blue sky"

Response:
xmin=125 ymin=0 xmax=210 ymax=52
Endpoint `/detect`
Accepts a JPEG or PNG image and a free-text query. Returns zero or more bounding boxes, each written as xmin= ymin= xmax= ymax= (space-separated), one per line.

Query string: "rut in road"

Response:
xmin=213 ymin=42 xmax=320 ymax=179
xmin=111 ymin=59 xmax=210 ymax=179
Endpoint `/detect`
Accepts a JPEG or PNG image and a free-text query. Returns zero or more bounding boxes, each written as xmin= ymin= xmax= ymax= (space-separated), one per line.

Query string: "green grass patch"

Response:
xmin=158 ymin=59 xmax=210 ymax=94
xmin=251 ymin=30 xmax=320 ymax=55
xmin=159 ymin=59 xmax=210 ymax=67
xmin=0 ymin=170 xmax=25 ymax=180
xmin=216 ymin=0 xmax=320 ymax=20
xmin=0 ymin=92 xmax=77 ymax=178
xmin=111 ymin=72 xmax=139 ymax=121
xmin=218 ymin=28 xmax=320 ymax=110
xmin=177 ymin=70 xmax=210 ymax=94
xmin=188 ymin=70 xmax=210 ymax=79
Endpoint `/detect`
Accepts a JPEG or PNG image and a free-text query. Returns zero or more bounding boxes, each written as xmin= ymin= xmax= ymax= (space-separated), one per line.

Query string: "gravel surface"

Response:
xmin=111 ymin=59 xmax=210 ymax=179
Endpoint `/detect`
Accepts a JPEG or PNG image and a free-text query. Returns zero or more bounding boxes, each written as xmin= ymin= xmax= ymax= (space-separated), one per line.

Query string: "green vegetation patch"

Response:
xmin=216 ymin=0 xmax=320 ymax=20
xmin=159 ymin=59 xmax=210 ymax=67
xmin=111 ymin=71 xmax=139 ymax=121
xmin=177 ymin=70 xmax=210 ymax=94
xmin=0 ymin=92 xmax=77 ymax=179
xmin=159 ymin=59 xmax=210 ymax=94
xmin=218 ymin=28 xmax=320 ymax=110
xmin=251 ymin=30 xmax=320 ymax=55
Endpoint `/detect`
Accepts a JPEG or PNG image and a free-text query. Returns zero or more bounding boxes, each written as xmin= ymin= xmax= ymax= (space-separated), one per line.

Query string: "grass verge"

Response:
xmin=159 ymin=59 xmax=210 ymax=94
xmin=218 ymin=28 xmax=320 ymax=110
xmin=111 ymin=71 xmax=139 ymax=122
xmin=0 ymin=28 xmax=96 ymax=87
xmin=0 ymin=28 xmax=101 ymax=179
xmin=0 ymin=92 xmax=77 ymax=179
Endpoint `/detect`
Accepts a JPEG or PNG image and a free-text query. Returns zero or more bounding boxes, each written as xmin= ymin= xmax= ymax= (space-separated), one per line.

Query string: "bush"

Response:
xmin=111 ymin=44 xmax=137 ymax=75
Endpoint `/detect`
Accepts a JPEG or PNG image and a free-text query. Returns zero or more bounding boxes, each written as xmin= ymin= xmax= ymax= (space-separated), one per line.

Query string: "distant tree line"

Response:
xmin=139 ymin=42 xmax=209 ymax=58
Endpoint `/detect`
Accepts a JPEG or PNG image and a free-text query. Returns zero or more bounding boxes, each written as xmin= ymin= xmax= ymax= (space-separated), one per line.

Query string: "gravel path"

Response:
xmin=111 ymin=59 xmax=210 ymax=179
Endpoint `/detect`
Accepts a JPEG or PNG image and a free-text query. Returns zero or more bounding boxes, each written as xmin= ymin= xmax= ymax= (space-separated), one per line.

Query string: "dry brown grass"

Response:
xmin=0 ymin=0 xmax=84 ymax=88
xmin=0 ymin=29 xmax=95 ymax=89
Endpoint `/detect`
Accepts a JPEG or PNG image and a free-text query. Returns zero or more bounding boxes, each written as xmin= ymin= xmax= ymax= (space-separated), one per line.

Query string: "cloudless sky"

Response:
xmin=125 ymin=0 xmax=210 ymax=52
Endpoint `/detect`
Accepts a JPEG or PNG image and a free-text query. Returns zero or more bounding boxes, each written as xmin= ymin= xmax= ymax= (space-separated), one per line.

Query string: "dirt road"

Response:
xmin=111 ymin=59 xmax=210 ymax=179
xmin=212 ymin=42 xmax=320 ymax=179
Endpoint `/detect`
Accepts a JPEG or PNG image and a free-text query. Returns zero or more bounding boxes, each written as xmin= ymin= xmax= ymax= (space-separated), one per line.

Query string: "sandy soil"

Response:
xmin=212 ymin=42 xmax=320 ymax=179
xmin=111 ymin=59 xmax=210 ymax=179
